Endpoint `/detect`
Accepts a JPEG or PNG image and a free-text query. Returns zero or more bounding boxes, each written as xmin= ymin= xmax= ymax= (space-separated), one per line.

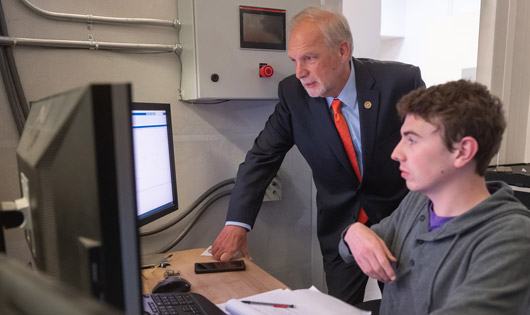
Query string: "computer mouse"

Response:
xmin=152 ymin=277 xmax=191 ymax=294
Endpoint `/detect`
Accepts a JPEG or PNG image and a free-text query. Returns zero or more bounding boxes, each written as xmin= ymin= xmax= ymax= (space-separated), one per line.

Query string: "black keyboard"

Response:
xmin=143 ymin=292 xmax=225 ymax=315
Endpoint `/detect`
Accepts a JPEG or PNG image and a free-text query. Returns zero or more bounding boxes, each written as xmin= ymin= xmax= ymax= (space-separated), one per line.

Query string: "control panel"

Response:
xmin=177 ymin=0 xmax=319 ymax=101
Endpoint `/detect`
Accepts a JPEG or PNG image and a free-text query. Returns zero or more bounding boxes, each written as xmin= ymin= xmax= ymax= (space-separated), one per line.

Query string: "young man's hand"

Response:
xmin=344 ymin=223 xmax=397 ymax=282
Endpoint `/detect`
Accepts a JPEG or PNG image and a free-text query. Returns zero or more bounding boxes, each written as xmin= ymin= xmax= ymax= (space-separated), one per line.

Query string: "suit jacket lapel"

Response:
xmin=308 ymin=96 xmax=357 ymax=180
xmin=353 ymin=58 xmax=380 ymax=174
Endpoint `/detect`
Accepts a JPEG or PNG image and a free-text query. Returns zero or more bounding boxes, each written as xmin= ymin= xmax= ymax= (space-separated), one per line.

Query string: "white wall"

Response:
xmin=342 ymin=0 xmax=381 ymax=58
xmin=343 ymin=0 xmax=481 ymax=86
xmin=380 ymin=0 xmax=481 ymax=86
xmin=423 ymin=11 xmax=480 ymax=85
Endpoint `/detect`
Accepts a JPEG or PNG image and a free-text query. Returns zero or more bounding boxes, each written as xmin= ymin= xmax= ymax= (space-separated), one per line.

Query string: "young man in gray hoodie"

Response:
xmin=339 ymin=79 xmax=530 ymax=314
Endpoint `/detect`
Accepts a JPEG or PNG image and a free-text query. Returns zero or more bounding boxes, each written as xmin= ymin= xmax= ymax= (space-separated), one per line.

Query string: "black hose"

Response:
xmin=152 ymin=189 xmax=232 ymax=254
xmin=0 ymin=1 xmax=29 ymax=135
xmin=140 ymin=178 xmax=235 ymax=236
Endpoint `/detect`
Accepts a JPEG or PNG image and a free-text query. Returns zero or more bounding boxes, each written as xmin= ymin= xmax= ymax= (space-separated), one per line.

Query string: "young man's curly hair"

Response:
xmin=396 ymin=79 xmax=506 ymax=176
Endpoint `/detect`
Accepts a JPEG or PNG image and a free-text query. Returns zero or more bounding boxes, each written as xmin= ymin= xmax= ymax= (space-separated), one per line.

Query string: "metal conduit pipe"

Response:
xmin=19 ymin=0 xmax=181 ymax=30
xmin=0 ymin=36 xmax=182 ymax=54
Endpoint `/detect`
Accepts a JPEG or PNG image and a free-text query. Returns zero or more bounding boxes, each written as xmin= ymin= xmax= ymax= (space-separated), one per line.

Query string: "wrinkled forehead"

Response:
xmin=289 ymin=21 xmax=322 ymax=48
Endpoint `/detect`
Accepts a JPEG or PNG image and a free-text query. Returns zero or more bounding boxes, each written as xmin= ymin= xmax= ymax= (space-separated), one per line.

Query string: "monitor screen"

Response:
xmin=131 ymin=103 xmax=178 ymax=226
xmin=16 ymin=84 xmax=143 ymax=314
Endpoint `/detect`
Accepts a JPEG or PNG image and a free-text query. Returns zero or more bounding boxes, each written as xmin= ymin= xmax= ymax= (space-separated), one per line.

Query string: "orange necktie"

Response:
xmin=331 ymin=99 xmax=369 ymax=224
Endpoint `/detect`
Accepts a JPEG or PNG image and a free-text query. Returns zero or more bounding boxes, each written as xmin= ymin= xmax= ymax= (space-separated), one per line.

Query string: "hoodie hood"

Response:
xmin=418 ymin=181 xmax=530 ymax=241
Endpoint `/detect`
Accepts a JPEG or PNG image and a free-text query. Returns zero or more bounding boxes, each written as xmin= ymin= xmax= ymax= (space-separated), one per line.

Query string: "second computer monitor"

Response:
xmin=131 ymin=103 xmax=178 ymax=226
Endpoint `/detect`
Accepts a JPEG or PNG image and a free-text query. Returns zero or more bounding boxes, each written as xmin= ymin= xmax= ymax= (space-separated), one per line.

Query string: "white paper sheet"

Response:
xmin=218 ymin=286 xmax=371 ymax=315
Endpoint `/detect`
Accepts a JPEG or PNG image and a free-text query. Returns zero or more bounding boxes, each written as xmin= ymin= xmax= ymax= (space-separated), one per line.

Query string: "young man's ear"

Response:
xmin=453 ymin=136 xmax=478 ymax=169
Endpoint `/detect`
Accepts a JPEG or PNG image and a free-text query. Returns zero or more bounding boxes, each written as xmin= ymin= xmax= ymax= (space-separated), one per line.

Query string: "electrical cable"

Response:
xmin=176 ymin=44 xmax=229 ymax=104
xmin=151 ymin=189 xmax=233 ymax=254
xmin=140 ymin=178 xmax=235 ymax=236
xmin=0 ymin=1 xmax=29 ymax=135
xmin=18 ymin=0 xmax=180 ymax=29
xmin=0 ymin=49 xmax=23 ymax=134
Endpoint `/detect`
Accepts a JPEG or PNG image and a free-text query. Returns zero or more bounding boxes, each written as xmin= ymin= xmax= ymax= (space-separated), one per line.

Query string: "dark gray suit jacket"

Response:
xmin=226 ymin=57 xmax=425 ymax=260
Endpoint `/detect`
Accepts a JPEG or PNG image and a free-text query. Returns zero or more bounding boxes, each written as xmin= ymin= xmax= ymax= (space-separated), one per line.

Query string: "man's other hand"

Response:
xmin=211 ymin=225 xmax=249 ymax=261
xmin=345 ymin=223 xmax=397 ymax=282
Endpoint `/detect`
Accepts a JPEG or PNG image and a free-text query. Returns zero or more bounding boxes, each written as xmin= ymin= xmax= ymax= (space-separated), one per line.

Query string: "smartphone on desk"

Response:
xmin=194 ymin=260 xmax=246 ymax=274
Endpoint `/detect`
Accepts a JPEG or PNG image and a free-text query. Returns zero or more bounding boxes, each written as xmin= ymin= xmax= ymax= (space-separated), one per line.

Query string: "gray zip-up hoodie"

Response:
xmin=340 ymin=181 xmax=530 ymax=314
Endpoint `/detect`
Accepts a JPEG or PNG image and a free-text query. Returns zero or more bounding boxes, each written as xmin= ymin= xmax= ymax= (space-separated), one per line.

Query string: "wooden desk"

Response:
xmin=141 ymin=248 xmax=288 ymax=304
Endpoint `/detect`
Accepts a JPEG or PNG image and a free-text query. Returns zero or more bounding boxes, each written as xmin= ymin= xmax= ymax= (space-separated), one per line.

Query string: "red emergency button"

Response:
xmin=259 ymin=64 xmax=274 ymax=77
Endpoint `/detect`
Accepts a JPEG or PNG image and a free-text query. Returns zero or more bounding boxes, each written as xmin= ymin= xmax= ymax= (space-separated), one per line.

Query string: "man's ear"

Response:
xmin=338 ymin=40 xmax=351 ymax=61
xmin=454 ymin=136 xmax=478 ymax=169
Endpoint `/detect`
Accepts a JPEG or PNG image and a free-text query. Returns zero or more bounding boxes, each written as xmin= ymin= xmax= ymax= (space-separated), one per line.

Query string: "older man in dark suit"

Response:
xmin=211 ymin=7 xmax=425 ymax=305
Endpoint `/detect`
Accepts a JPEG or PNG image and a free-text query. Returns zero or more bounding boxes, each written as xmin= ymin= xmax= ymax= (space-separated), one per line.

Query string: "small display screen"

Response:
xmin=240 ymin=6 xmax=286 ymax=50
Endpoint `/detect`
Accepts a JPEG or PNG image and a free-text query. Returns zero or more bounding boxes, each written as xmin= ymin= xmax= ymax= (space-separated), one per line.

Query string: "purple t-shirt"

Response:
xmin=429 ymin=202 xmax=456 ymax=231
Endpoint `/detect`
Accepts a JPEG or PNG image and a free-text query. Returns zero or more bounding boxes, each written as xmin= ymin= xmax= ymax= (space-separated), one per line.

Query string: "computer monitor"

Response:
xmin=131 ymin=103 xmax=178 ymax=226
xmin=15 ymin=84 xmax=143 ymax=314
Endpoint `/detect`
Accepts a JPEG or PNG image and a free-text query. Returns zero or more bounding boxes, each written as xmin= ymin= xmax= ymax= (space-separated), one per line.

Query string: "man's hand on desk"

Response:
xmin=211 ymin=225 xmax=250 ymax=261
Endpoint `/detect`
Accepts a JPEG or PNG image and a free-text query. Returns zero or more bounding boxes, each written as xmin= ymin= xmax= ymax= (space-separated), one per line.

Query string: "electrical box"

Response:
xmin=177 ymin=0 xmax=319 ymax=101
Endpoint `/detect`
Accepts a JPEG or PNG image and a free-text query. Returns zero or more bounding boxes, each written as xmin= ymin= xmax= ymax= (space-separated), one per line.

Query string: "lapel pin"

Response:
xmin=364 ymin=101 xmax=372 ymax=109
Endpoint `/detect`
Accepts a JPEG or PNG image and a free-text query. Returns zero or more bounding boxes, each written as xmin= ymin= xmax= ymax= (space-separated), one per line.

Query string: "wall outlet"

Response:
xmin=263 ymin=176 xmax=282 ymax=202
